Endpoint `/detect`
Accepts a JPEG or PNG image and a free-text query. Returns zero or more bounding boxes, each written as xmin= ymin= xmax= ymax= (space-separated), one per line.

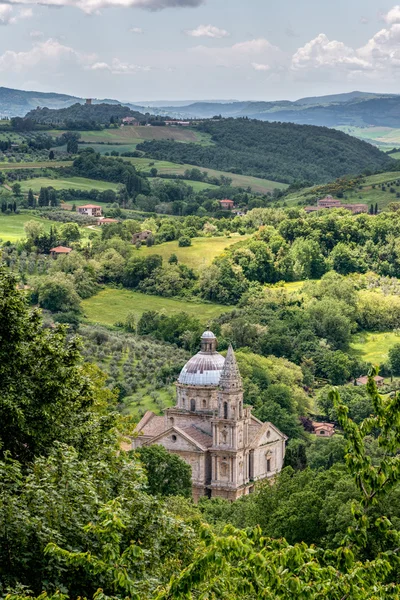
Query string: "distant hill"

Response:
xmin=0 ymin=86 xmax=146 ymax=118
xmin=137 ymin=118 xmax=394 ymax=185
xmin=154 ymin=92 xmax=400 ymax=128
xmin=24 ymin=102 xmax=145 ymax=127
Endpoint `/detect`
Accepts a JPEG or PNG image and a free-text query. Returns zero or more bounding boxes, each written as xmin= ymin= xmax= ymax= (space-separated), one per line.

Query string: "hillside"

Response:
xmin=0 ymin=86 xmax=146 ymax=118
xmin=137 ymin=118 xmax=393 ymax=185
xmin=24 ymin=102 xmax=145 ymax=127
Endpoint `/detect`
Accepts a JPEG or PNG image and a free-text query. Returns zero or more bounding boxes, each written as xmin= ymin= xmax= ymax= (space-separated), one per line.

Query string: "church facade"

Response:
xmin=132 ymin=331 xmax=287 ymax=501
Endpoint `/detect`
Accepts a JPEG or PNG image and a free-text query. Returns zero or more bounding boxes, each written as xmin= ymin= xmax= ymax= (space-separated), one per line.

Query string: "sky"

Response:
xmin=1 ymin=0 xmax=400 ymax=102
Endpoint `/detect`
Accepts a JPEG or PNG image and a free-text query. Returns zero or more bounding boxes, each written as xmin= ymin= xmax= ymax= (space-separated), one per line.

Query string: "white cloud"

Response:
xmin=130 ymin=26 xmax=143 ymax=33
xmin=0 ymin=3 xmax=32 ymax=25
xmin=89 ymin=58 xmax=150 ymax=74
xmin=185 ymin=24 xmax=229 ymax=38
xmin=252 ymin=62 xmax=270 ymax=71
xmin=30 ymin=29 xmax=44 ymax=37
xmin=4 ymin=0 xmax=204 ymax=14
xmin=291 ymin=33 xmax=371 ymax=71
xmin=358 ymin=24 xmax=400 ymax=69
xmin=384 ymin=5 xmax=400 ymax=24
xmin=360 ymin=16 xmax=368 ymax=25
xmin=191 ymin=38 xmax=285 ymax=70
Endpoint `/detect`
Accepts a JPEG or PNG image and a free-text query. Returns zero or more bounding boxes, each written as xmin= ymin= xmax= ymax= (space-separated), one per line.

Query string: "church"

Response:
xmin=132 ymin=331 xmax=287 ymax=501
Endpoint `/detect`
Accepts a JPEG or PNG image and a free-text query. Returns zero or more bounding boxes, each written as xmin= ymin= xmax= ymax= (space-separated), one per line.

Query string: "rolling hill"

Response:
xmin=137 ymin=118 xmax=394 ymax=185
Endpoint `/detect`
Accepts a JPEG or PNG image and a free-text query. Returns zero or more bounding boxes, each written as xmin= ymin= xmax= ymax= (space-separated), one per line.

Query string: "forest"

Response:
xmin=23 ymin=103 xmax=145 ymax=128
xmin=137 ymin=118 xmax=393 ymax=184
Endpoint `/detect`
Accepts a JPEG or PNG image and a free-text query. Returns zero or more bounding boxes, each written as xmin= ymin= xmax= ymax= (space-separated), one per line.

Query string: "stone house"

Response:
xmin=133 ymin=332 xmax=287 ymax=501
xmin=356 ymin=375 xmax=385 ymax=386
xmin=132 ymin=230 xmax=153 ymax=244
xmin=312 ymin=422 xmax=335 ymax=438
xmin=219 ymin=199 xmax=234 ymax=210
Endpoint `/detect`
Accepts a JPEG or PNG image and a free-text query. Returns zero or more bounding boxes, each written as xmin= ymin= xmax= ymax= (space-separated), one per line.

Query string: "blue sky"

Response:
xmin=1 ymin=0 xmax=400 ymax=101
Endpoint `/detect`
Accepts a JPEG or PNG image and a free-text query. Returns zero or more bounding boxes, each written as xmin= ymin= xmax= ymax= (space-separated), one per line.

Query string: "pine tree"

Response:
xmin=27 ymin=188 xmax=35 ymax=208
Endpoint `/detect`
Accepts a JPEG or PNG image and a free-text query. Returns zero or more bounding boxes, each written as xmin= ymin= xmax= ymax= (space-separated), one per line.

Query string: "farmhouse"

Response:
xmin=50 ymin=246 xmax=72 ymax=257
xmin=132 ymin=229 xmax=153 ymax=244
xmin=219 ymin=199 xmax=234 ymax=210
xmin=312 ymin=422 xmax=335 ymax=438
xmin=77 ymin=204 xmax=102 ymax=217
xmin=97 ymin=218 xmax=119 ymax=226
xmin=133 ymin=331 xmax=287 ymax=501
xmin=356 ymin=375 xmax=385 ymax=386
xmin=122 ymin=116 xmax=139 ymax=125
xmin=304 ymin=196 xmax=368 ymax=214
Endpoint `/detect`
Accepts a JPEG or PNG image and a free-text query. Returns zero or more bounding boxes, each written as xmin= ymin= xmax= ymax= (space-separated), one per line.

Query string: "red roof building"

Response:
xmin=77 ymin=204 xmax=102 ymax=217
xmin=312 ymin=422 xmax=335 ymax=438
xmin=219 ymin=198 xmax=234 ymax=210
xmin=356 ymin=375 xmax=385 ymax=386
xmin=50 ymin=246 xmax=72 ymax=257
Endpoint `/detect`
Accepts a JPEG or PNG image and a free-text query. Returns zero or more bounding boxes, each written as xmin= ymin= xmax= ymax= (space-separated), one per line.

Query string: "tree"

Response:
xmin=389 ymin=342 xmax=400 ymax=375
xmin=24 ymin=219 xmax=45 ymax=242
xmin=38 ymin=187 xmax=49 ymax=207
xmin=60 ymin=222 xmax=81 ymax=244
xmin=135 ymin=445 xmax=192 ymax=497
xmin=12 ymin=182 xmax=21 ymax=197
xmin=375 ymin=202 xmax=378 ymax=215
xmin=168 ymin=253 xmax=178 ymax=264
xmin=178 ymin=235 xmax=191 ymax=247
xmin=49 ymin=150 xmax=55 ymax=160
xmin=34 ymin=273 xmax=81 ymax=313
xmin=27 ymin=188 xmax=35 ymax=208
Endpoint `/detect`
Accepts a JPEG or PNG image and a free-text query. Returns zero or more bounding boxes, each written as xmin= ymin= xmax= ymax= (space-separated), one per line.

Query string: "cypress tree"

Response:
xmin=375 ymin=203 xmax=378 ymax=214
xmin=27 ymin=189 xmax=35 ymax=208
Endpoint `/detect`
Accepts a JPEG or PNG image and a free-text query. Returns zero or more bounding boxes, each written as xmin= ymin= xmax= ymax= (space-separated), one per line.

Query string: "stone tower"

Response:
xmin=210 ymin=345 xmax=252 ymax=499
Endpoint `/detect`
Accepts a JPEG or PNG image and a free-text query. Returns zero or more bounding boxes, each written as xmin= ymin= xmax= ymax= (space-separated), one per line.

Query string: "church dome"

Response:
xmin=178 ymin=331 xmax=225 ymax=386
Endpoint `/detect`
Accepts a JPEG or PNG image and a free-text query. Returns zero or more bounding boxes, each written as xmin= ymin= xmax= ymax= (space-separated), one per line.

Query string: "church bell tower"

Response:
xmin=210 ymin=345 xmax=250 ymax=499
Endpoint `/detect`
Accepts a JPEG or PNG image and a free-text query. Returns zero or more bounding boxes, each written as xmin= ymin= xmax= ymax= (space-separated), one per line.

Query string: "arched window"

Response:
xmin=191 ymin=398 xmax=196 ymax=412
xmin=202 ymin=399 xmax=207 ymax=408
xmin=223 ymin=402 xmax=228 ymax=419
xmin=239 ymin=401 xmax=242 ymax=418
xmin=169 ymin=417 xmax=174 ymax=427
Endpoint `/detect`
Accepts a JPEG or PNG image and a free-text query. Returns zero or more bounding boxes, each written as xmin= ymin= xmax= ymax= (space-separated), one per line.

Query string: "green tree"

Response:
xmin=389 ymin=342 xmax=400 ymax=375
xmin=34 ymin=273 xmax=81 ymax=313
xmin=60 ymin=222 xmax=81 ymax=244
xmin=27 ymin=188 xmax=35 ymax=208
xmin=12 ymin=182 xmax=21 ymax=196
xmin=135 ymin=445 xmax=192 ymax=497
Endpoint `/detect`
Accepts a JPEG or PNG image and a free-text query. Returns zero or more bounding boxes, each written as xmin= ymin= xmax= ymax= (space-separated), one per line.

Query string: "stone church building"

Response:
xmin=133 ymin=331 xmax=287 ymax=501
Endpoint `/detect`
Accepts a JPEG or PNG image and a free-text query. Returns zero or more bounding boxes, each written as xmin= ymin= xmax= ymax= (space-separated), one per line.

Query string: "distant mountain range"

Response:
xmin=3 ymin=87 xmax=400 ymax=131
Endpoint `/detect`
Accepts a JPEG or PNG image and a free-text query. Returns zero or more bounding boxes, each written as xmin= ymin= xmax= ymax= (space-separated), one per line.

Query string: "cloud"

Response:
xmin=185 ymin=24 xmax=229 ymax=38
xmin=30 ymin=29 xmax=44 ymax=37
xmin=291 ymin=33 xmax=371 ymax=71
xmin=384 ymin=5 xmax=400 ymax=24
xmin=130 ymin=26 xmax=143 ymax=33
xmin=4 ymin=0 xmax=204 ymax=14
xmin=360 ymin=16 xmax=368 ymax=25
xmin=191 ymin=38 xmax=285 ymax=70
xmin=0 ymin=3 xmax=32 ymax=24
xmin=252 ymin=62 xmax=270 ymax=71
xmin=358 ymin=24 xmax=400 ymax=69
xmin=89 ymin=58 xmax=150 ymax=74
xmin=0 ymin=38 xmax=83 ymax=71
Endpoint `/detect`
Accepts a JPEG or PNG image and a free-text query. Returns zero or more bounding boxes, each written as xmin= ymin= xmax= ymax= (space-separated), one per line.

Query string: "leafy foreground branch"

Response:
xmin=0 ymin=267 xmax=400 ymax=599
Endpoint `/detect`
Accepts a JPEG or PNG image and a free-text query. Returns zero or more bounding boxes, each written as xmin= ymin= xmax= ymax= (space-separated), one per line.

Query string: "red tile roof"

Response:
xmin=78 ymin=204 xmax=102 ymax=209
xmin=50 ymin=246 xmax=72 ymax=253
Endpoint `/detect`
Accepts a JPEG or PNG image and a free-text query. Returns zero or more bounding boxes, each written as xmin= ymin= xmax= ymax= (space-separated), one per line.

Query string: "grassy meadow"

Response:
xmin=139 ymin=234 xmax=250 ymax=270
xmin=151 ymin=177 xmax=218 ymax=191
xmin=350 ymin=330 xmax=400 ymax=364
xmin=20 ymin=176 xmax=119 ymax=193
xmin=336 ymin=125 xmax=400 ymax=147
xmin=0 ymin=161 xmax=72 ymax=170
xmin=0 ymin=212 xmax=53 ymax=242
xmin=81 ymin=287 xmax=231 ymax=326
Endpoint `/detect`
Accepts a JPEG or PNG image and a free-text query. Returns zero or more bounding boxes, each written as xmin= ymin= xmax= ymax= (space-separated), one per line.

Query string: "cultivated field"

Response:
xmin=127 ymin=156 xmax=288 ymax=194
xmin=19 ymin=176 xmax=119 ymax=193
xmin=151 ymin=177 xmax=218 ymax=191
xmin=48 ymin=126 xmax=211 ymax=146
xmin=0 ymin=213 xmax=53 ymax=242
xmin=81 ymin=288 xmax=231 ymax=326
xmin=0 ymin=161 xmax=72 ymax=170
xmin=139 ymin=234 xmax=250 ymax=270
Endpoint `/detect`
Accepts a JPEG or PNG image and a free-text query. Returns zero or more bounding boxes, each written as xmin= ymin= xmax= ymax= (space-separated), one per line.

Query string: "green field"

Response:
xmin=126 ymin=156 xmax=287 ymax=194
xmin=139 ymin=234 xmax=249 ymax=270
xmin=49 ymin=126 xmax=211 ymax=146
xmin=81 ymin=288 xmax=231 ymax=326
xmin=19 ymin=177 xmax=119 ymax=193
xmin=0 ymin=213 xmax=53 ymax=242
xmin=350 ymin=330 xmax=400 ymax=364
xmin=336 ymin=126 xmax=400 ymax=147
xmin=0 ymin=161 xmax=72 ymax=170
